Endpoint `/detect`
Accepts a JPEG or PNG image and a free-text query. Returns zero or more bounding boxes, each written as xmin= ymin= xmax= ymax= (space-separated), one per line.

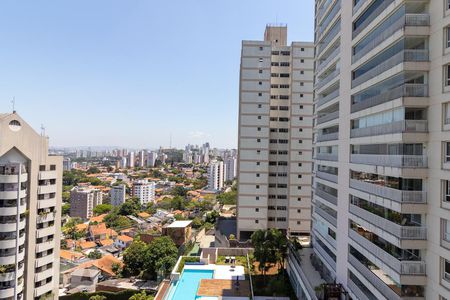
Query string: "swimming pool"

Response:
xmin=168 ymin=269 xmax=214 ymax=300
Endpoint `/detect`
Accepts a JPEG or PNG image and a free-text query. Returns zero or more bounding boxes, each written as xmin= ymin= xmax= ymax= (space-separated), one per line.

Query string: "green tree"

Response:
xmin=122 ymin=241 xmax=148 ymax=276
xmin=170 ymin=196 xmax=186 ymax=210
xmin=93 ymin=204 xmax=113 ymax=215
xmin=87 ymin=166 xmax=101 ymax=174
xmin=88 ymin=250 xmax=103 ymax=259
xmin=145 ymin=236 xmax=178 ymax=278
xmin=191 ymin=217 xmax=203 ymax=228
xmin=171 ymin=186 xmax=187 ymax=197
xmin=205 ymin=210 xmax=219 ymax=224
xmin=128 ymin=291 xmax=153 ymax=300
xmin=119 ymin=198 xmax=141 ymax=216
xmin=251 ymin=229 xmax=278 ymax=278
xmin=89 ymin=295 xmax=106 ymax=300
xmin=62 ymin=203 xmax=70 ymax=215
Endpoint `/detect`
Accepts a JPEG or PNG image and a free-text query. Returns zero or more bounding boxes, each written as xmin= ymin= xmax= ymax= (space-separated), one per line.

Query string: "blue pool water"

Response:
xmin=170 ymin=269 xmax=214 ymax=300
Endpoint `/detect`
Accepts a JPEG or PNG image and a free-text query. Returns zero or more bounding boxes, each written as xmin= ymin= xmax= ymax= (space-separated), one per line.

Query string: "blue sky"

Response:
xmin=0 ymin=0 xmax=314 ymax=149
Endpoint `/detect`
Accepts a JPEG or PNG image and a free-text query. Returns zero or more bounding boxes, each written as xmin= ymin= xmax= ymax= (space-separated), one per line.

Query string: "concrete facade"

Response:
xmin=237 ymin=25 xmax=314 ymax=240
xmin=0 ymin=112 xmax=62 ymax=299
xmin=70 ymin=187 xmax=103 ymax=219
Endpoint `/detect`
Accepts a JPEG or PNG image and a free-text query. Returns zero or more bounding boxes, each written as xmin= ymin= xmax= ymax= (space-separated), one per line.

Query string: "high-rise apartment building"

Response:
xmin=287 ymin=1 xmax=450 ymax=299
xmin=0 ymin=112 xmax=62 ymax=299
xmin=237 ymin=25 xmax=314 ymax=240
xmin=110 ymin=184 xmax=126 ymax=206
xmin=131 ymin=179 xmax=155 ymax=206
xmin=127 ymin=151 xmax=135 ymax=168
xmin=70 ymin=187 xmax=103 ymax=219
xmin=207 ymin=160 xmax=224 ymax=191
xmin=224 ymin=156 xmax=237 ymax=182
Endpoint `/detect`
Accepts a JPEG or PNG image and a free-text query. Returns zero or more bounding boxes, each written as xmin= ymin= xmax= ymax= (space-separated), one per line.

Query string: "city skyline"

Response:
xmin=0 ymin=0 xmax=314 ymax=149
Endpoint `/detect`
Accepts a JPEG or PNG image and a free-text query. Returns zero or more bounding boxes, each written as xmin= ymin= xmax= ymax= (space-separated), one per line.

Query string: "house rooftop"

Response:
xmin=71 ymin=268 xmax=101 ymax=278
xmin=166 ymin=220 xmax=192 ymax=228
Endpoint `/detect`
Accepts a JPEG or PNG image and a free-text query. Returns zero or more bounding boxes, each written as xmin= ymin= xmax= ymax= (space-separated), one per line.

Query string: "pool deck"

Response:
xmin=197 ymin=279 xmax=251 ymax=297
xmin=184 ymin=264 xmax=246 ymax=280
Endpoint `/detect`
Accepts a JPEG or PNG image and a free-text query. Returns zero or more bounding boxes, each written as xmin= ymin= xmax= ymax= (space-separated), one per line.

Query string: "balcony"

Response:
xmin=314 ymin=206 xmax=337 ymax=227
xmin=316 ymin=89 xmax=339 ymax=108
xmin=317 ymin=110 xmax=339 ymax=125
xmin=349 ymin=204 xmax=426 ymax=240
xmin=36 ymin=240 xmax=55 ymax=253
xmin=350 ymin=154 xmax=427 ymax=168
xmin=350 ymin=120 xmax=428 ymax=138
xmin=38 ymin=170 xmax=57 ymax=180
xmin=352 ymin=0 xmax=368 ymax=15
xmin=351 ymin=83 xmax=428 ymax=113
xmin=0 ymin=250 xmax=25 ymax=266
xmin=348 ymin=278 xmax=377 ymax=300
xmin=37 ymin=198 xmax=56 ymax=209
xmin=352 ymin=13 xmax=430 ymax=63
xmin=317 ymin=21 xmax=341 ymax=56
xmin=317 ymin=0 xmax=341 ymax=40
xmin=0 ymin=190 xmax=26 ymax=200
xmin=313 ymin=238 xmax=336 ymax=271
xmin=348 ymin=254 xmax=402 ymax=300
xmin=0 ymin=173 xmax=28 ymax=184
xmin=38 ymin=184 xmax=57 ymax=195
xmin=35 ymin=267 xmax=54 ymax=282
xmin=349 ymin=179 xmax=426 ymax=204
xmin=316 ymin=171 xmax=338 ymax=184
xmin=36 ymin=225 xmax=56 ymax=239
xmin=352 ymin=49 xmax=429 ymax=88
xmin=315 ymin=188 xmax=338 ymax=205
xmin=35 ymin=253 xmax=54 ymax=268
xmin=352 ymin=0 xmax=395 ymax=39
xmin=315 ymin=153 xmax=338 ymax=161
xmin=349 ymin=229 xmax=426 ymax=276
xmin=34 ymin=280 xmax=53 ymax=297
xmin=316 ymin=46 xmax=340 ymax=74
xmin=315 ymin=69 xmax=340 ymax=91
xmin=287 ymin=246 xmax=321 ymax=300
xmin=316 ymin=132 xmax=339 ymax=142
xmin=317 ymin=0 xmax=333 ymax=23
xmin=37 ymin=212 xmax=56 ymax=224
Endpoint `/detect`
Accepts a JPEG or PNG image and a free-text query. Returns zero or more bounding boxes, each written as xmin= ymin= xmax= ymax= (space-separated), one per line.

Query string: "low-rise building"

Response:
xmin=131 ymin=179 xmax=156 ymax=206
xmin=115 ymin=235 xmax=134 ymax=249
xmin=162 ymin=220 xmax=192 ymax=246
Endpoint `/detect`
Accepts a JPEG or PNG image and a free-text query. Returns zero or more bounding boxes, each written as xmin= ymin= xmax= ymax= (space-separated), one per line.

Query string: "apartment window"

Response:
xmin=39 ymin=165 xmax=46 ymax=171
xmin=300 ymin=105 xmax=303 ymax=109
xmin=256 ymin=196 xmax=259 ymax=200
xmin=279 ymin=128 xmax=288 ymax=132
xmin=259 ymin=70 xmax=263 ymax=74
xmin=299 ymin=140 xmax=303 ymax=143
xmin=271 ymin=95 xmax=279 ymax=99
xmin=277 ymin=206 xmax=286 ymax=210
xmin=268 ymin=206 xmax=275 ymax=210
xmin=257 ymin=116 xmax=261 ymax=120
xmin=277 ymin=195 xmax=287 ymax=199
xmin=299 ymin=117 xmax=303 ymax=120
xmin=446 ymin=28 xmax=450 ymax=48
xmin=279 ymin=139 xmax=288 ymax=144
xmin=446 ymin=142 xmax=450 ymax=161
xmin=256 ymin=162 xmax=260 ymax=165
xmin=300 ymin=94 xmax=304 ymax=98
xmin=255 ymin=208 xmax=259 ymax=212
xmin=280 ymin=73 xmax=290 ymax=78
xmin=444 ymin=258 xmax=450 ymax=281
xmin=300 ymin=59 xmax=304 ymax=63
xmin=298 ymin=151 xmax=302 ymax=155
xmin=298 ymin=197 xmax=301 ymax=201
xmin=277 ymin=217 xmax=287 ymax=222
xmin=258 ymin=92 xmax=262 ymax=96
xmin=299 ymin=128 xmax=303 ymax=132
xmin=298 ymin=163 xmax=302 ymax=166
xmin=258 ymin=104 xmax=262 ymax=108
xmin=270 ymin=106 xmax=278 ymax=110
xmin=255 ymin=220 xmax=259 ymax=224
xmin=270 ymin=139 xmax=278 ymax=144
xmin=280 ymin=62 xmax=290 ymax=67
xmin=300 ymin=70 xmax=304 ymax=74
xmin=271 ymin=73 xmax=279 ymax=77
xmin=300 ymin=82 xmax=304 ymax=86
xmin=444 ymin=219 xmax=450 ymax=242
xmin=50 ymin=165 xmax=56 ymax=171
xmin=257 ymin=127 xmax=261 ymax=131
xmin=301 ymin=47 xmax=305 ymax=51
xmin=256 ymin=185 xmax=260 ymax=189
xmin=298 ymin=186 xmax=302 ymax=190
xmin=259 ymin=81 xmax=262 ymax=85
xmin=297 ymin=221 xmax=301 ymax=225
xmin=259 ymin=47 xmax=263 ymax=51
xmin=279 ymin=95 xmax=289 ymax=100
xmin=257 ymin=139 xmax=261 ymax=143
xmin=297 ymin=209 xmax=301 ymax=213
xmin=298 ymin=175 xmax=302 ymax=178
xmin=257 ymin=150 xmax=260 ymax=154
xmin=446 ymin=65 xmax=450 ymax=86
xmin=279 ymin=106 xmax=289 ymax=111
xmin=259 ymin=58 xmax=263 ymax=62
xmin=256 ymin=173 xmax=260 ymax=177
xmin=281 ymin=51 xmax=290 ymax=56
xmin=445 ymin=181 xmax=450 ymax=202
xmin=272 ymin=51 xmax=279 ymax=55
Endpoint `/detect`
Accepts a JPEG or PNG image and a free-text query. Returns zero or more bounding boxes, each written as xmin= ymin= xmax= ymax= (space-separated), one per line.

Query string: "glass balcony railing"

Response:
xmin=351 ymin=83 xmax=428 ymax=113
xmin=352 ymin=49 xmax=429 ymax=88
xmin=317 ymin=110 xmax=339 ymax=125
xmin=316 ymin=89 xmax=339 ymax=108
xmin=350 ymin=154 xmax=427 ymax=168
xmin=350 ymin=120 xmax=428 ymax=138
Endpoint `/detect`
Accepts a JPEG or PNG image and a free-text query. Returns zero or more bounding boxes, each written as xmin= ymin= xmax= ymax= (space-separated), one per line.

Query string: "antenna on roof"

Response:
xmin=40 ymin=124 xmax=46 ymax=137
xmin=11 ymin=97 xmax=15 ymax=113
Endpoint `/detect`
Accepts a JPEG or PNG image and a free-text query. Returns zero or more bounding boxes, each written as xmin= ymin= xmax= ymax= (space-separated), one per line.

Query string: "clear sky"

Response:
xmin=0 ymin=0 xmax=314 ymax=149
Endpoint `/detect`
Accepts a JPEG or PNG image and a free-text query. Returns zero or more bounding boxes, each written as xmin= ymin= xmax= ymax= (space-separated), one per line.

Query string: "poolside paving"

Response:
xmin=197 ymin=279 xmax=251 ymax=297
